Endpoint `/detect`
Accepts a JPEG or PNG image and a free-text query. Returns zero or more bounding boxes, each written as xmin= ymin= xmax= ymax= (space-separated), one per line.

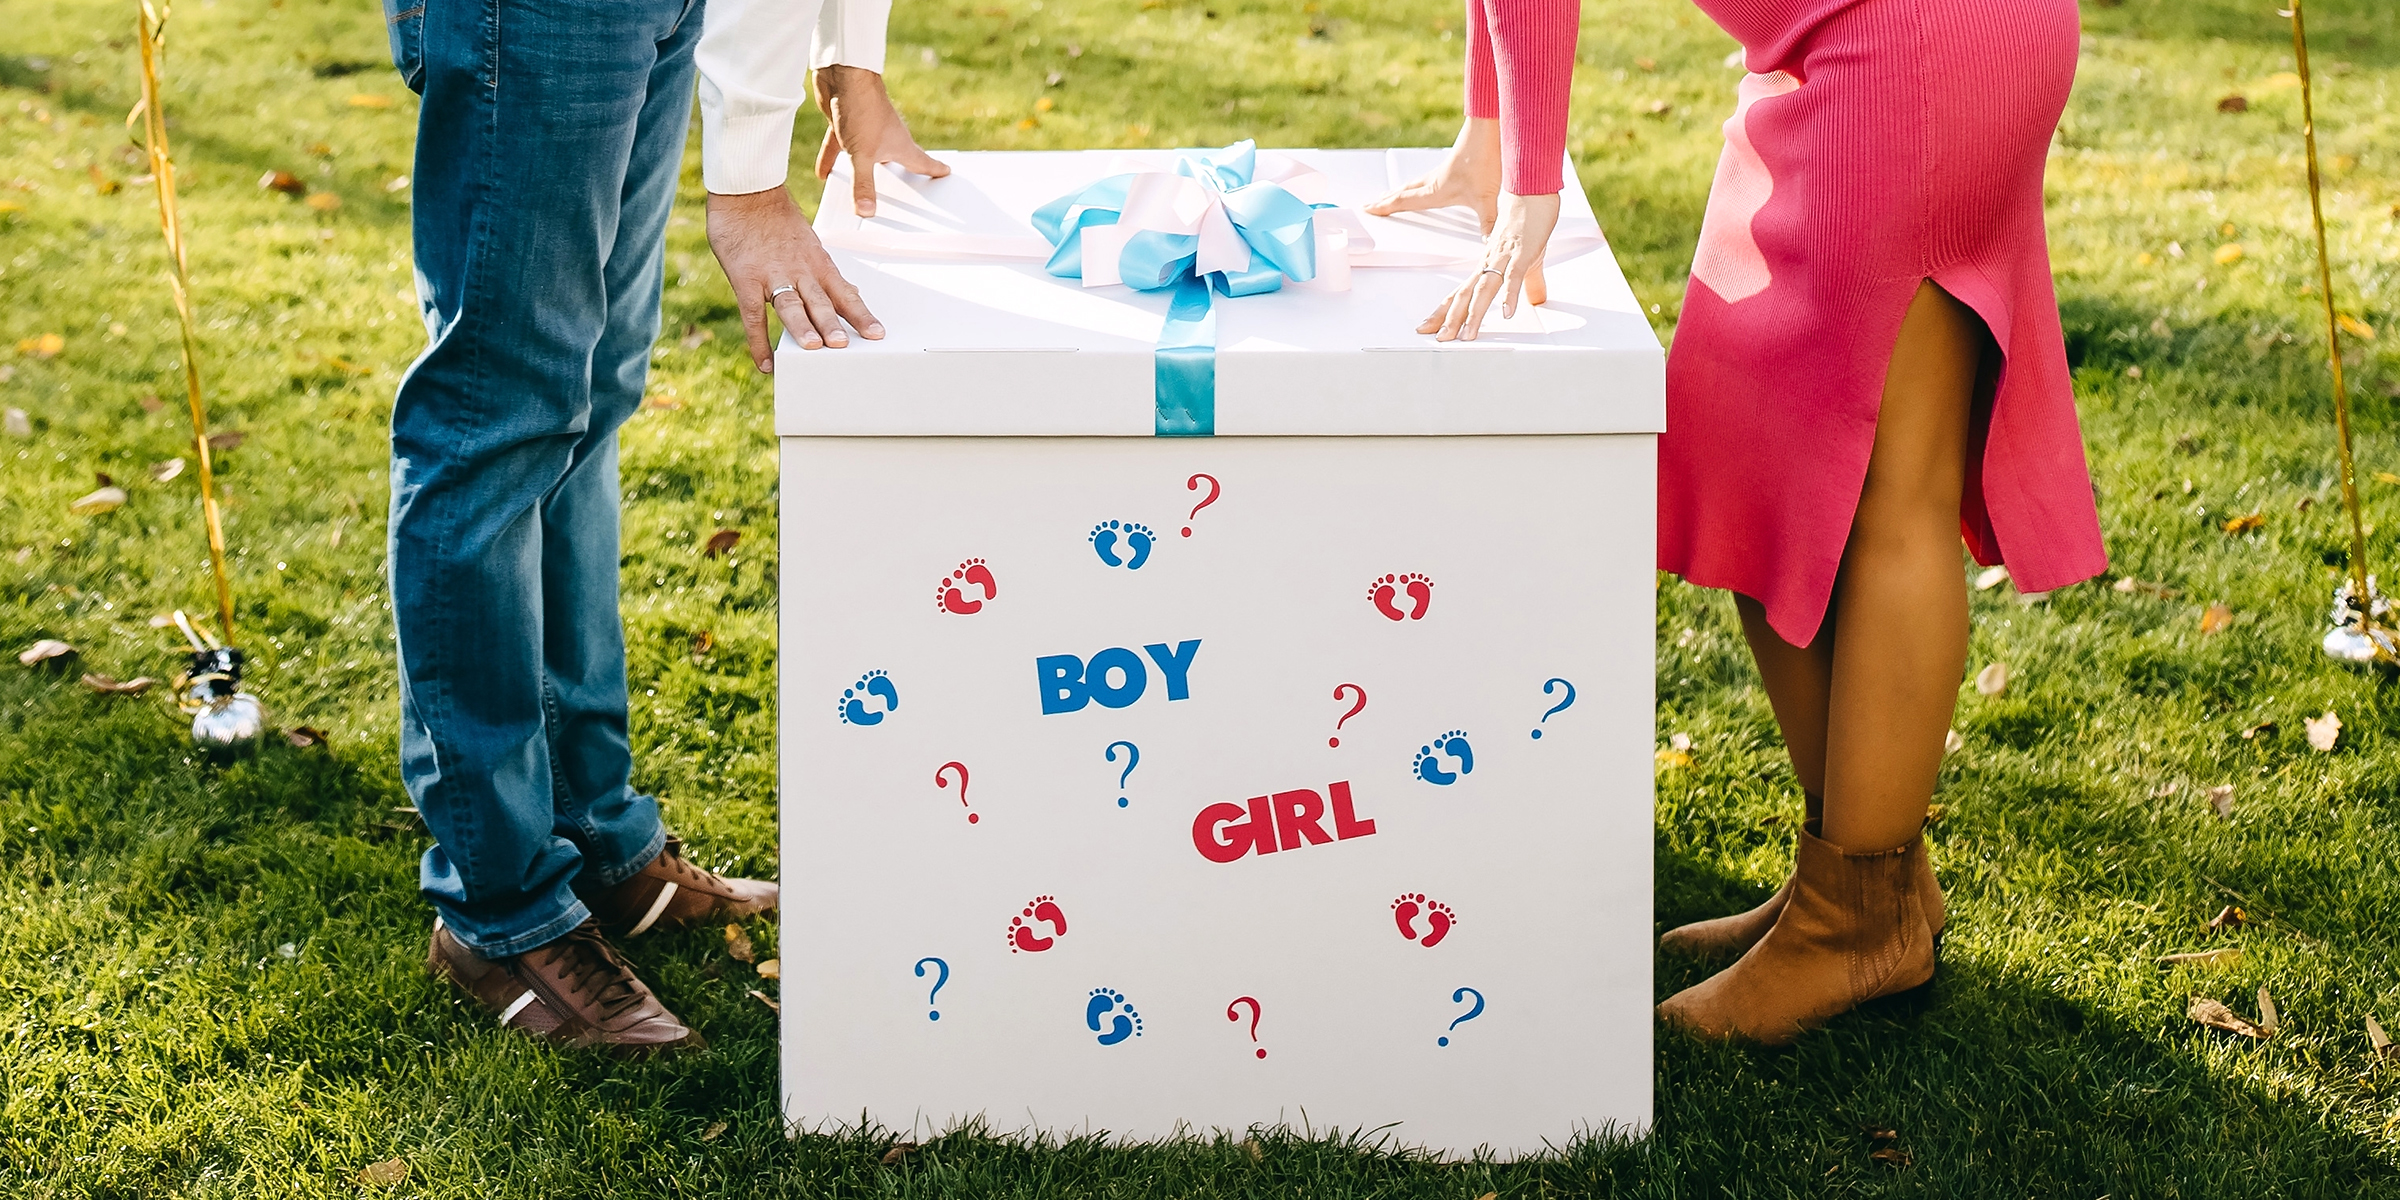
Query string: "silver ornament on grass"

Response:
xmin=182 ymin=647 xmax=269 ymax=753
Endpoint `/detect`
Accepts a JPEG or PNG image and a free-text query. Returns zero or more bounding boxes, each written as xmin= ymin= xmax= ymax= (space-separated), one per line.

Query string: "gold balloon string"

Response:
xmin=2288 ymin=0 xmax=2388 ymax=660
xmin=129 ymin=0 xmax=236 ymax=646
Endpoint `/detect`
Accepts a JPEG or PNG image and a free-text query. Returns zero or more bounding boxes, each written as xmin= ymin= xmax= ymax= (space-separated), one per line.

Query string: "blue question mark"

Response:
xmin=1105 ymin=740 xmax=1140 ymax=809
xmin=1530 ymin=678 xmax=1577 ymax=739
xmin=1438 ymin=986 xmax=1486 ymax=1046
xmin=914 ymin=956 xmax=949 ymax=1021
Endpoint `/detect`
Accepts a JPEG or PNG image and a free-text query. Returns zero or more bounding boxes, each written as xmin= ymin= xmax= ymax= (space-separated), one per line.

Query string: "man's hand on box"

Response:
xmin=813 ymin=64 xmax=950 ymax=220
xmin=706 ymin=187 xmax=884 ymax=366
xmin=1420 ymin=191 xmax=1560 ymax=343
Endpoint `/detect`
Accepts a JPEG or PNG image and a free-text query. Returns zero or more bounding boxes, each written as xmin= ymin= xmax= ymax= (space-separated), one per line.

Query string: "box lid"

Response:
xmin=773 ymin=147 xmax=1663 ymax=437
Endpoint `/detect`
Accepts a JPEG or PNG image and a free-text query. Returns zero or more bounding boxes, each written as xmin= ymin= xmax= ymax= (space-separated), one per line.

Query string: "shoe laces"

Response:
xmin=546 ymin=922 xmax=647 ymax=1019
xmin=655 ymin=836 xmax=729 ymax=889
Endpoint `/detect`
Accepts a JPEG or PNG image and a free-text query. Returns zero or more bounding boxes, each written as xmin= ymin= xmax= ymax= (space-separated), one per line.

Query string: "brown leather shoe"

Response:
xmin=585 ymin=836 xmax=778 ymax=938
xmin=1658 ymin=797 xmax=1945 ymax=960
xmin=1657 ymin=827 xmax=1937 ymax=1045
xmin=427 ymin=918 xmax=703 ymax=1056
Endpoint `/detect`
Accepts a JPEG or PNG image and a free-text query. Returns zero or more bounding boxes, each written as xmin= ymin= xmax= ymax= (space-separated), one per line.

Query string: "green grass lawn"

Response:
xmin=4 ymin=0 xmax=2400 ymax=1194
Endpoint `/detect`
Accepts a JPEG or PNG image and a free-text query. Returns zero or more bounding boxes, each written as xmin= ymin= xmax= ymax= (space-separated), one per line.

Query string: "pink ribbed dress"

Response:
xmin=1475 ymin=0 xmax=2109 ymax=646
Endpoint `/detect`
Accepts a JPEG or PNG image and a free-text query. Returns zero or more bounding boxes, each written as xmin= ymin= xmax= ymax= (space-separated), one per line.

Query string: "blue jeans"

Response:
xmin=384 ymin=0 xmax=702 ymax=956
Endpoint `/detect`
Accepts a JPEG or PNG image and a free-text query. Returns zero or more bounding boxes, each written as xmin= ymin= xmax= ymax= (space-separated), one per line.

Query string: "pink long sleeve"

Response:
xmin=1470 ymin=0 xmax=1579 ymax=195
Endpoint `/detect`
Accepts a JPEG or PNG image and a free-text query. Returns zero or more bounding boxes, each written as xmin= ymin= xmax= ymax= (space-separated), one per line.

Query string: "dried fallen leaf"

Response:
xmin=880 ymin=1142 xmax=918 ymax=1166
xmin=1943 ymin=729 xmax=1965 ymax=755
xmin=2213 ymin=243 xmax=2245 ymax=266
xmin=80 ymin=673 xmax=153 ymax=695
xmin=2190 ymin=995 xmax=2267 ymax=1038
xmin=1974 ymin=663 xmax=2009 ymax=696
xmin=2217 ymin=94 xmax=2249 ymax=112
xmin=18 ymin=639 xmax=75 ymax=667
xmin=701 ymin=1120 xmax=728 ymax=1142
xmin=17 ymin=332 xmax=65 ymax=358
xmin=259 ymin=170 xmax=307 ymax=196
xmin=2221 ymin=512 xmax=2265 ymax=534
xmin=1973 ymin=565 xmax=2010 ymax=590
xmin=2240 ymin=720 xmax=2277 ymax=740
xmin=2206 ymin=784 xmax=2235 ymax=818
xmin=2306 ymin=710 xmax=2342 ymax=753
xmin=1634 ymin=56 xmax=1657 ymax=71
xmin=2200 ymin=602 xmax=2234 ymax=634
xmin=691 ymin=630 xmax=716 ymax=656
xmin=1869 ymin=1146 xmax=1913 ymax=1168
xmin=1247 ymin=1138 xmax=1267 ymax=1162
xmin=2113 ymin=576 xmax=2181 ymax=599
xmin=2159 ymin=947 xmax=2242 ymax=969
xmin=1644 ymin=99 xmax=1674 ymax=117
xmin=678 ymin=323 xmax=713 ymax=350
xmin=756 ymin=957 xmax=781 ymax=980
xmin=1862 ymin=1126 xmax=1898 ymax=1142
xmin=358 ymin=1157 xmax=408 ymax=1187
xmin=725 ymin=922 xmax=756 ymax=963
xmin=2259 ymin=986 xmax=2280 ymax=1036
xmin=703 ymin=529 xmax=741 ymax=557
xmin=2208 ymin=905 xmax=2247 ymax=931
xmin=2153 ymin=781 xmax=2182 ymax=798
xmin=149 ymin=457 xmax=184 ymax=482
xmin=305 ymin=192 xmax=342 ymax=212
xmin=284 ymin=725 xmax=330 ymax=748
xmin=346 ymin=93 xmax=395 ymax=108
xmin=2338 ymin=314 xmax=2377 ymax=342
xmin=138 ymin=392 xmax=165 ymax=413
xmin=206 ymin=430 xmax=245 ymax=451
xmin=748 ymin=988 xmax=780 ymax=1014
xmin=70 ymin=485 xmax=127 ymax=516
xmin=2370 ymin=1014 xmax=2395 ymax=1061
xmin=3 ymin=408 xmax=28 ymax=436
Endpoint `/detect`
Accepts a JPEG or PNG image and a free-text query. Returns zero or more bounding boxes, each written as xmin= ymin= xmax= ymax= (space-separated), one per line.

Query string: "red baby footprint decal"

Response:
xmin=1006 ymin=894 xmax=1068 ymax=953
xmin=1390 ymin=892 xmax=1456 ymax=948
xmin=1367 ymin=573 xmax=1434 ymax=621
xmin=936 ymin=558 xmax=998 ymax=615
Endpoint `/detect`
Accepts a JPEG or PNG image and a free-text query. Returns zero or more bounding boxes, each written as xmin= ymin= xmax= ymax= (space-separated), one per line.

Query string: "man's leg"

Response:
xmin=393 ymin=0 xmax=696 ymax=958
xmin=546 ymin=2 xmax=784 ymax=936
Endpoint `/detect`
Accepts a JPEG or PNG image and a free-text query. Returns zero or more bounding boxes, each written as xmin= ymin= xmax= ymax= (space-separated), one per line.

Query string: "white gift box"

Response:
xmin=774 ymin=147 xmax=1662 ymax=1157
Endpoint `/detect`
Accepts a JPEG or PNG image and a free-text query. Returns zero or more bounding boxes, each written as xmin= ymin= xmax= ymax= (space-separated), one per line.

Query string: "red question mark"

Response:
xmin=935 ymin=761 xmax=976 ymax=823
xmin=1328 ymin=683 xmax=1367 ymax=748
xmin=1227 ymin=996 xmax=1265 ymax=1059
xmin=1182 ymin=473 xmax=1221 ymax=537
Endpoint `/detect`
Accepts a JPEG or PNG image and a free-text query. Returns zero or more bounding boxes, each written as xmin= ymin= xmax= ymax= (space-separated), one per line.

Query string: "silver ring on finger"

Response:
xmin=768 ymin=284 xmax=799 ymax=302
xmin=1477 ymin=268 xmax=1504 ymax=279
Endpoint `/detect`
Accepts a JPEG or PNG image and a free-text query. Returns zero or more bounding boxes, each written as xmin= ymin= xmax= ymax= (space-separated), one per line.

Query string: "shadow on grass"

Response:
xmin=2083 ymin=0 xmax=2398 ymax=69
xmin=1653 ymin=842 xmax=2400 ymax=1196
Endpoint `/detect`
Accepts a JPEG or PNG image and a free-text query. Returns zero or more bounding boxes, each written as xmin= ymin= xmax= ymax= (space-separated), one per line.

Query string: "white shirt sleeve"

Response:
xmin=697 ymin=0 xmax=894 ymax=195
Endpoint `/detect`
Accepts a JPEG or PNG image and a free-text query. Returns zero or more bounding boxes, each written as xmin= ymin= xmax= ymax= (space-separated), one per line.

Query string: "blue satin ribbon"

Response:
xmin=1031 ymin=141 xmax=1323 ymax=437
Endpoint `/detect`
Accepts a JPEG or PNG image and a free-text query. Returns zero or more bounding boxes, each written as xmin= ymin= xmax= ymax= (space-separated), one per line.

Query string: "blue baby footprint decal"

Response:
xmin=837 ymin=669 xmax=899 ymax=726
xmin=1086 ymin=987 xmax=1144 ymax=1045
xmin=1412 ymin=730 xmax=1473 ymax=785
xmin=1089 ymin=521 xmax=1126 ymax=567
xmin=1087 ymin=521 xmax=1158 ymax=570
xmin=1120 ymin=523 xmax=1156 ymax=569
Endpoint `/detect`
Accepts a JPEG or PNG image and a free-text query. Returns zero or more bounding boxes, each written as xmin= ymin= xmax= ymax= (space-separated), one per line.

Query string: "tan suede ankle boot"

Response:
xmin=1656 ymin=827 xmax=1937 ymax=1045
xmin=1657 ymin=793 xmax=1823 ymax=958
xmin=1659 ymin=796 xmax=1946 ymax=961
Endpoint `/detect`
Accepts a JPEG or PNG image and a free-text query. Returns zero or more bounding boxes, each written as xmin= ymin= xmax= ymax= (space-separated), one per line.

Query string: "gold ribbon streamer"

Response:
xmin=130 ymin=0 xmax=237 ymax=646
xmin=2289 ymin=0 xmax=2389 ymax=662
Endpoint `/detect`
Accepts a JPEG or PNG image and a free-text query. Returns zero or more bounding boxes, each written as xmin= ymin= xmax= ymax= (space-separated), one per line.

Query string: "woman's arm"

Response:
xmin=1489 ymin=0 xmax=1579 ymax=197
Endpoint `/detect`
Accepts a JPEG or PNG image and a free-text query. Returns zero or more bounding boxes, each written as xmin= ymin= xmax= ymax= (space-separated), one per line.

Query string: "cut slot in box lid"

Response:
xmin=773 ymin=147 xmax=1664 ymax=438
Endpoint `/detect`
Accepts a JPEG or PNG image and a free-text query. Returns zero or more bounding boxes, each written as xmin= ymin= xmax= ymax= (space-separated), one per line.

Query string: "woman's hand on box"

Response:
xmin=1365 ymin=117 xmax=1502 ymax=234
xmin=706 ymin=186 xmax=884 ymax=365
xmin=1420 ymin=191 xmax=1560 ymax=342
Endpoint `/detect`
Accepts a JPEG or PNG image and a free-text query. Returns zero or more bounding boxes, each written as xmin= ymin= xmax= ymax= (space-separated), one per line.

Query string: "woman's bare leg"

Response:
xmin=1733 ymin=594 xmax=1833 ymax=807
xmin=1818 ymin=280 xmax=1986 ymax=852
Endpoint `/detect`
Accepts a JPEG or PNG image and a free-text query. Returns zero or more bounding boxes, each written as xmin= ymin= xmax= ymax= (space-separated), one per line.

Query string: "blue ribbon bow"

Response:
xmin=1031 ymin=141 xmax=1324 ymax=436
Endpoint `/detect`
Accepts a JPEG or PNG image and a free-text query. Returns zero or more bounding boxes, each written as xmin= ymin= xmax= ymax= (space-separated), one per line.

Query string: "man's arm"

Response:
xmin=695 ymin=0 xmax=881 ymax=364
